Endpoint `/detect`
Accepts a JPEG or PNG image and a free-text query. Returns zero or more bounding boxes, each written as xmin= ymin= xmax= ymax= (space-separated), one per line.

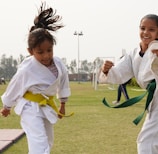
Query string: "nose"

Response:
xmin=143 ymin=29 xmax=149 ymax=34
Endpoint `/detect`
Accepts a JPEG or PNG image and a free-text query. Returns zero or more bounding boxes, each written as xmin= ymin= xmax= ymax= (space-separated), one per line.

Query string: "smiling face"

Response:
xmin=28 ymin=39 xmax=53 ymax=67
xmin=139 ymin=18 xmax=158 ymax=51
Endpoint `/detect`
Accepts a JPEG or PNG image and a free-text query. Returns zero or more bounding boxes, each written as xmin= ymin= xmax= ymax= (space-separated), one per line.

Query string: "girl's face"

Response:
xmin=140 ymin=18 xmax=158 ymax=47
xmin=28 ymin=40 xmax=53 ymax=67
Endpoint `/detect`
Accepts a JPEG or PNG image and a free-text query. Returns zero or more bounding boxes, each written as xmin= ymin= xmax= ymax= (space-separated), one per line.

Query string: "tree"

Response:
xmin=69 ymin=59 xmax=77 ymax=74
xmin=0 ymin=54 xmax=21 ymax=80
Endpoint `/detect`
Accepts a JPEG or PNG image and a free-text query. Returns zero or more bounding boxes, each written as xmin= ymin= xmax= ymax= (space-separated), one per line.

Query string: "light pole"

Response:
xmin=74 ymin=31 xmax=83 ymax=83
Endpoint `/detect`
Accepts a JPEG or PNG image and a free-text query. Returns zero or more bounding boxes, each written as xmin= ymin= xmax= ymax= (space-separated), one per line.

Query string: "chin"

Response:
xmin=42 ymin=61 xmax=52 ymax=67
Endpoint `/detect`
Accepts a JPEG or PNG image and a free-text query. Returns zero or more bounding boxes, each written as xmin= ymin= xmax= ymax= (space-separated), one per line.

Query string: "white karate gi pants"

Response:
xmin=137 ymin=110 xmax=158 ymax=154
xmin=20 ymin=103 xmax=54 ymax=154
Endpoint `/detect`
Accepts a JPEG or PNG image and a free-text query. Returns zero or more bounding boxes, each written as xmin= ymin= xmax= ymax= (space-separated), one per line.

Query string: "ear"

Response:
xmin=27 ymin=48 xmax=33 ymax=55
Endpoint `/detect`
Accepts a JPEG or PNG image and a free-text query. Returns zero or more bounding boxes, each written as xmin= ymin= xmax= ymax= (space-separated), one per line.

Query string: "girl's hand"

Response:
xmin=0 ymin=108 xmax=11 ymax=117
xmin=152 ymin=49 xmax=158 ymax=56
xmin=58 ymin=103 xmax=65 ymax=119
xmin=102 ymin=60 xmax=114 ymax=75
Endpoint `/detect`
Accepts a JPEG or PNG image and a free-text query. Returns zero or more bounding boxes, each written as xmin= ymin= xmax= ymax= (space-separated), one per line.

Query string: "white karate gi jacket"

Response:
xmin=99 ymin=41 xmax=158 ymax=110
xmin=1 ymin=56 xmax=71 ymax=124
xmin=99 ymin=40 xmax=158 ymax=154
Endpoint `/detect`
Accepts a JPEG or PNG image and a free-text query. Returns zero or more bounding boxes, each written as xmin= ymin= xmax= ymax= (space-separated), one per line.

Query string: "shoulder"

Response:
xmin=129 ymin=45 xmax=141 ymax=58
xmin=53 ymin=56 xmax=67 ymax=72
xmin=53 ymin=56 xmax=63 ymax=63
xmin=17 ymin=56 xmax=35 ymax=73
xmin=53 ymin=56 xmax=65 ymax=67
xmin=18 ymin=56 xmax=33 ymax=67
xmin=9 ymin=56 xmax=33 ymax=80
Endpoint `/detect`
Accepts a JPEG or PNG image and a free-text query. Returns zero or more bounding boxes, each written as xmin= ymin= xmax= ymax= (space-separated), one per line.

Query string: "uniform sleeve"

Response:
xmin=99 ymin=54 xmax=134 ymax=84
xmin=56 ymin=59 xmax=71 ymax=100
xmin=1 ymin=70 xmax=28 ymax=107
xmin=151 ymin=55 xmax=158 ymax=78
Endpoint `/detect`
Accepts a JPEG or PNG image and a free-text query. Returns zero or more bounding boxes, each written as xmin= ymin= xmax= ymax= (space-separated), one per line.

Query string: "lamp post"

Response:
xmin=74 ymin=31 xmax=83 ymax=83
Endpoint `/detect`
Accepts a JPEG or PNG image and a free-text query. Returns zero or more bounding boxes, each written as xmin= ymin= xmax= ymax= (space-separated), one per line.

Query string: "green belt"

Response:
xmin=102 ymin=79 xmax=156 ymax=125
xmin=23 ymin=91 xmax=74 ymax=117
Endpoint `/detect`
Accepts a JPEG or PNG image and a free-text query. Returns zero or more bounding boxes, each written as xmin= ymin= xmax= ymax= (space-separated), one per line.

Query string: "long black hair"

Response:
xmin=28 ymin=2 xmax=64 ymax=50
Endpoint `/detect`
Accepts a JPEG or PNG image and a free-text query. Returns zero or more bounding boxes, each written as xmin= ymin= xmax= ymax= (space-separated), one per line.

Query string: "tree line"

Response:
xmin=0 ymin=54 xmax=25 ymax=80
xmin=0 ymin=54 xmax=104 ymax=81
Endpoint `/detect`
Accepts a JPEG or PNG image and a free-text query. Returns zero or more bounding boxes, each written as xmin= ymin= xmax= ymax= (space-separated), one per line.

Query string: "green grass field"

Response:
xmin=0 ymin=82 xmax=146 ymax=154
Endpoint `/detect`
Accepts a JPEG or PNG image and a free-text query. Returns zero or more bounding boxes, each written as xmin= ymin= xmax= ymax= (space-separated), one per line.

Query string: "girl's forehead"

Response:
xmin=140 ymin=18 xmax=158 ymax=27
xmin=37 ymin=40 xmax=53 ymax=48
xmin=141 ymin=18 xmax=156 ymax=23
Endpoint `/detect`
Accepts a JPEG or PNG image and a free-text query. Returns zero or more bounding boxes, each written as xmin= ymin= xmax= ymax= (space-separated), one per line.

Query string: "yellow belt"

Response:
xmin=23 ymin=91 xmax=74 ymax=117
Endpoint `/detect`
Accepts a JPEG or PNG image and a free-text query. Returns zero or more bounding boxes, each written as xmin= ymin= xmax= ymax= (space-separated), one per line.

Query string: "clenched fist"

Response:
xmin=102 ymin=60 xmax=114 ymax=75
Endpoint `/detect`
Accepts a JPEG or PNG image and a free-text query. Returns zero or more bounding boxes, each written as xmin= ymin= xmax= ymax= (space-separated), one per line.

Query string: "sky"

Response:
xmin=0 ymin=0 xmax=158 ymax=64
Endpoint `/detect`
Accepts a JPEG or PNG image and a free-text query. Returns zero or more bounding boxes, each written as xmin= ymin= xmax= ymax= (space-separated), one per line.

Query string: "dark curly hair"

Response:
xmin=28 ymin=2 xmax=64 ymax=50
xmin=140 ymin=14 xmax=158 ymax=27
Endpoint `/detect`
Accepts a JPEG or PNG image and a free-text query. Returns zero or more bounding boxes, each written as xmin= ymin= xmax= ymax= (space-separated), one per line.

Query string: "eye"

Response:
xmin=149 ymin=28 xmax=156 ymax=32
xmin=140 ymin=26 xmax=145 ymax=31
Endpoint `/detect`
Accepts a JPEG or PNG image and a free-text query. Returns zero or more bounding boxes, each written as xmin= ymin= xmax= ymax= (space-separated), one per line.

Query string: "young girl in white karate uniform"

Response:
xmin=0 ymin=3 xmax=71 ymax=154
xmin=99 ymin=14 xmax=158 ymax=154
